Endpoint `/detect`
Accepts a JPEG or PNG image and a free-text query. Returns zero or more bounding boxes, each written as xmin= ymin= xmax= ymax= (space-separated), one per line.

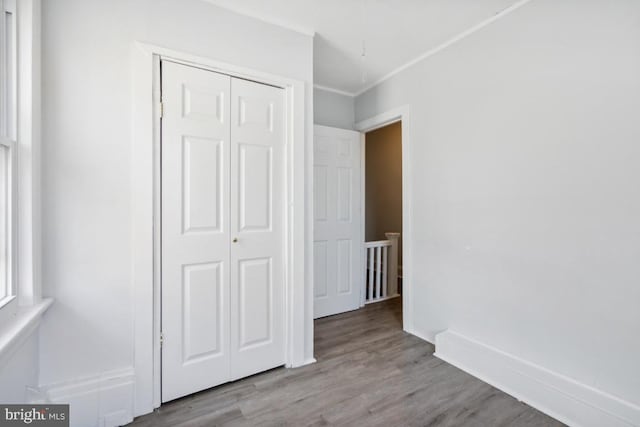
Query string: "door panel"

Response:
xmin=314 ymin=125 xmax=362 ymax=318
xmin=230 ymin=78 xmax=285 ymax=380
xmin=161 ymin=61 xmax=231 ymax=402
xmin=336 ymin=239 xmax=352 ymax=294
xmin=238 ymin=144 xmax=272 ymax=231
xmin=314 ymin=241 xmax=329 ymax=298
xmin=337 ymin=167 xmax=352 ymax=221
xmin=314 ymin=165 xmax=329 ymax=221
xmin=182 ymin=262 xmax=223 ymax=362
xmin=238 ymin=257 xmax=272 ymax=348
xmin=162 ymin=61 xmax=286 ymax=401
xmin=182 ymin=137 xmax=223 ymax=233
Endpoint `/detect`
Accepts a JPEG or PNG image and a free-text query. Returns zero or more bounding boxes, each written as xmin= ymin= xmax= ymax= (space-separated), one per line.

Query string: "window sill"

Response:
xmin=0 ymin=298 xmax=53 ymax=366
xmin=0 ymin=295 xmax=17 ymax=311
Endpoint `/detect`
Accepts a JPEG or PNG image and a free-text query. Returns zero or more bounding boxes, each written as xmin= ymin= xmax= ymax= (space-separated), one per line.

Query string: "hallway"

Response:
xmin=129 ymin=299 xmax=562 ymax=426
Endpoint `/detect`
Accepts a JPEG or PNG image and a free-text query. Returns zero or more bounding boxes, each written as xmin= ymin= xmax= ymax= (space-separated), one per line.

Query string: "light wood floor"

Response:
xmin=129 ymin=298 xmax=563 ymax=426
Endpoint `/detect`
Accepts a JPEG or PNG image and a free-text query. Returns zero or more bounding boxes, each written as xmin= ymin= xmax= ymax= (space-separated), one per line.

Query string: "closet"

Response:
xmin=160 ymin=60 xmax=285 ymax=402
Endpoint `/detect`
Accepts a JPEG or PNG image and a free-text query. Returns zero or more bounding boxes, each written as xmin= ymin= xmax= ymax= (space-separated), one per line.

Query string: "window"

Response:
xmin=0 ymin=0 xmax=16 ymax=307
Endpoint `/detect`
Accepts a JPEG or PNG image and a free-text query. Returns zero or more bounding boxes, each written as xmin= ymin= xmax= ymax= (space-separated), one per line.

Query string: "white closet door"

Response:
xmin=161 ymin=61 xmax=286 ymax=402
xmin=313 ymin=125 xmax=362 ymax=318
xmin=161 ymin=61 xmax=231 ymax=402
xmin=229 ymin=78 xmax=285 ymax=380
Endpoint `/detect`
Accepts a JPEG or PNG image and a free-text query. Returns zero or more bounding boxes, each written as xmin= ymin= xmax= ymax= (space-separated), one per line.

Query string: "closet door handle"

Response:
xmin=232 ymin=238 xmax=239 ymax=243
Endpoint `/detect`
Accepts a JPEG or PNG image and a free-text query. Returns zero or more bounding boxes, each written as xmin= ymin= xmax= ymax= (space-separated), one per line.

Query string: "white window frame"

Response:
xmin=0 ymin=0 xmax=49 ymax=364
xmin=0 ymin=0 xmax=17 ymax=314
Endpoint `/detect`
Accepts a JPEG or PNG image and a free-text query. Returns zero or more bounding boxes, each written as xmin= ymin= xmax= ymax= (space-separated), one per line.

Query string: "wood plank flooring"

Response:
xmin=128 ymin=298 xmax=563 ymax=426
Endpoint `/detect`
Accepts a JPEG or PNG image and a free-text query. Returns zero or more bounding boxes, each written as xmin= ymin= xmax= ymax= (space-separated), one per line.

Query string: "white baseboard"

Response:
xmin=37 ymin=368 xmax=135 ymax=427
xmin=404 ymin=325 xmax=434 ymax=344
xmin=290 ymin=357 xmax=317 ymax=369
xmin=434 ymin=330 xmax=640 ymax=427
xmin=365 ymin=294 xmax=401 ymax=305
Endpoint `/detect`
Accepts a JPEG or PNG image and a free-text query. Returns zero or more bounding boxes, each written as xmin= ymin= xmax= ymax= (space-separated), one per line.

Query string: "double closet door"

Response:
xmin=161 ymin=60 xmax=285 ymax=402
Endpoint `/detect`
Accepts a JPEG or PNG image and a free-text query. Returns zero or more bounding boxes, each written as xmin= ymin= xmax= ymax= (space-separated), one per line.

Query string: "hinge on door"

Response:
xmin=160 ymin=333 xmax=165 ymax=347
xmin=159 ymin=102 xmax=164 ymax=118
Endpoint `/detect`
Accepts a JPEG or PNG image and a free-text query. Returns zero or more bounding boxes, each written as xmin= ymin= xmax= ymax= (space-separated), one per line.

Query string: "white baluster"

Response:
xmin=382 ymin=246 xmax=388 ymax=298
xmin=376 ymin=245 xmax=382 ymax=299
xmin=385 ymin=232 xmax=400 ymax=296
xmin=368 ymin=247 xmax=374 ymax=302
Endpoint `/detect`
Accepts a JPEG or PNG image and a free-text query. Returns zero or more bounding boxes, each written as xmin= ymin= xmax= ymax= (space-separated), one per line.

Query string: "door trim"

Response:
xmin=131 ymin=42 xmax=312 ymax=416
xmin=355 ymin=106 xmax=414 ymax=335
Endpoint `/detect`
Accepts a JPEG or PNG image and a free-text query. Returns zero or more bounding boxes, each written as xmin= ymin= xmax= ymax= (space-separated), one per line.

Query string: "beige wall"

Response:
xmin=365 ymin=121 xmax=402 ymax=270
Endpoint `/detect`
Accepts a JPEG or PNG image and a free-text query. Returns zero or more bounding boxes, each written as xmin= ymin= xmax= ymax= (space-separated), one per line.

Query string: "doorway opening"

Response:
xmin=363 ymin=121 xmax=403 ymax=324
xmin=311 ymin=120 xmax=404 ymax=326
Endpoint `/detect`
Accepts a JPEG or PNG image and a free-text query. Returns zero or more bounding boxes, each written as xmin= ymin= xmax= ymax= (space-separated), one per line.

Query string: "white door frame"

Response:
xmin=355 ymin=106 xmax=414 ymax=335
xmin=131 ymin=42 xmax=312 ymax=416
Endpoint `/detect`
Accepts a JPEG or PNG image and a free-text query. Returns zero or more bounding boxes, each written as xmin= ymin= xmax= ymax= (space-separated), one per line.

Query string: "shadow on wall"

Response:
xmin=365 ymin=121 xmax=403 ymax=274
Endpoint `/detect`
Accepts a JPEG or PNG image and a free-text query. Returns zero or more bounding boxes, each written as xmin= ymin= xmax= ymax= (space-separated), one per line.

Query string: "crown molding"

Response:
xmin=203 ymin=0 xmax=316 ymax=37
xmin=354 ymin=0 xmax=533 ymax=97
xmin=313 ymin=84 xmax=356 ymax=97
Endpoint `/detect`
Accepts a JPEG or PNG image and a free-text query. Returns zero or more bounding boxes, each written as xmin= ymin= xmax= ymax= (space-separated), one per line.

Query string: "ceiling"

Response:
xmin=204 ymin=0 xmax=522 ymax=96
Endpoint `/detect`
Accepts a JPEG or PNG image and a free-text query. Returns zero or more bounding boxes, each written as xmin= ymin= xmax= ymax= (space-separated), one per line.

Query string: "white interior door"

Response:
xmin=229 ymin=77 xmax=285 ymax=380
xmin=313 ymin=125 xmax=362 ymax=318
xmin=161 ymin=61 xmax=231 ymax=402
xmin=161 ymin=60 xmax=285 ymax=402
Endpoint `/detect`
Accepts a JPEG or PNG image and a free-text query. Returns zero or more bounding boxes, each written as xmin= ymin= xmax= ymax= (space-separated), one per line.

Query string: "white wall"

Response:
xmin=314 ymin=88 xmax=354 ymax=129
xmin=356 ymin=0 xmax=640 ymax=410
xmin=0 ymin=334 xmax=39 ymax=402
xmin=40 ymin=0 xmax=313 ymax=392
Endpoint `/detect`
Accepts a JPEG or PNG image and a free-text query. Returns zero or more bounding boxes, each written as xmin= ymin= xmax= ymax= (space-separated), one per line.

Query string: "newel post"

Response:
xmin=385 ymin=232 xmax=400 ymax=296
